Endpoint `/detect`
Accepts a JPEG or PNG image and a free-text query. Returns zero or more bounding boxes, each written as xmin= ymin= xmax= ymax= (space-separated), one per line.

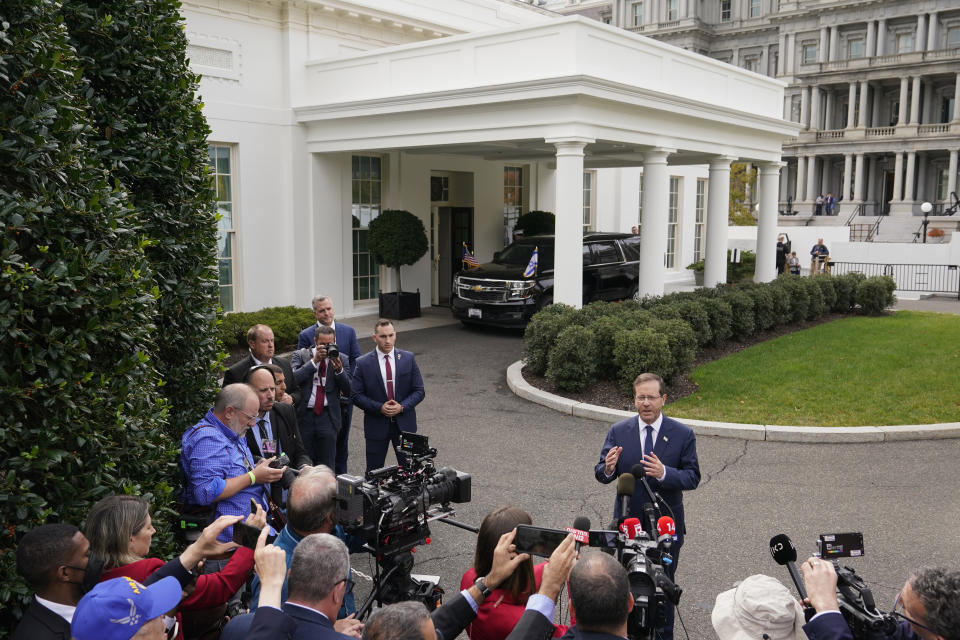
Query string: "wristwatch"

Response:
xmin=474 ymin=576 xmax=492 ymax=599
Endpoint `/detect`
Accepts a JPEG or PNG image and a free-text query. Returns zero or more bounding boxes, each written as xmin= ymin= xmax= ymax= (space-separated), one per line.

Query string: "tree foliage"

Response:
xmin=514 ymin=210 xmax=555 ymax=236
xmin=367 ymin=209 xmax=429 ymax=292
xmin=729 ymin=163 xmax=758 ymax=226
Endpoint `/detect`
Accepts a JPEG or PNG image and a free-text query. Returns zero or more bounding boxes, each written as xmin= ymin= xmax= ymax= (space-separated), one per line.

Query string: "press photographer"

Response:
xmin=800 ymin=558 xmax=960 ymax=640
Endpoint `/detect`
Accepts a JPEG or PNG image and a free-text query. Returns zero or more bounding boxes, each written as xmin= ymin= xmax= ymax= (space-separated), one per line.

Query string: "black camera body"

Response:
xmin=336 ymin=433 xmax=471 ymax=555
xmin=326 ymin=343 xmax=340 ymax=360
xmin=268 ymin=453 xmax=298 ymax=489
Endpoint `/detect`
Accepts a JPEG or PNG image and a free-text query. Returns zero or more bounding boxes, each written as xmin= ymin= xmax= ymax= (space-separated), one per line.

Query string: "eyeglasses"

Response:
xmin=339 ymin=576 xmax=355 ymax=596
xmin=234 ymin=408 xmax=259 ymax=425
xmin=893 ymin=592 xmax=936 ymax=635
xmin=165 ymin=617 xmax=180 ymax=640
xmin=635 ymin=395 xmax=663 ymax=403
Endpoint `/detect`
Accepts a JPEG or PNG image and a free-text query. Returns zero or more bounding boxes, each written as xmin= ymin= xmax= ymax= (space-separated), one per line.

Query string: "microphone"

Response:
xmin=770 ymin=533 xmax=814 ymax=620
xmin=571 ymin=516 xmax=591 ymax=552
xmin=616 ymin=473 xmax=635 ymax=519
xmin=620 ymin=517 xmax=641 ymax=539
xmin=630 ymin=463 xmax=661 ymax=515
xmin=656 ymin=516 xmax=676 ymax=550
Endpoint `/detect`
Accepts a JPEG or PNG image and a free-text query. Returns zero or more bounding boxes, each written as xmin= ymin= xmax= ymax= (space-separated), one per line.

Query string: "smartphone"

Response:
xmin=588 ymin=529 xmax=620 ymax=549
xmin=233 ymin=521 xmax=263 ymax=550
xmin=514 ymin=524 xmax=569 ymax=558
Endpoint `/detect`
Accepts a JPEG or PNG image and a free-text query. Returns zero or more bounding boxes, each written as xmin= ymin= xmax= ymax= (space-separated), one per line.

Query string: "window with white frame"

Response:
xmin=948 ymin=26 xmax=960 ymax=48
xmin=352 ymin=155 xmax=381 ymax=301
xmin=802 ymin=43 xmax=817 ymax=64
xmin=847 ymin=37 xmax=864 ymax=59
xmin=743 ymin=56 xmax=759 ymax=72
xmin=719 ymin=0 xmax=731 ymax=22
xmin=207 ymin=144 xmax=236 ymax=312
xmin=694 ymin=178 xmax=706 ymax=262
xmin=583 ymin=171 xmax=595 ymax=232
xmin=666 ymin=176 xmax=681 ymax=268
xmin=936 ymin=167 xmax=950 ymax=201
xmin=504 ymin=166 xmax=524 ymax=244
xmin=666 ymin=0 xmax=678 ymax=21
xmin=896 ymin=32 xmax=913 ymax=53
xmin=749 ymin=0 xmax=761 ymax=18
xmin=632 ymin=2 xmax=643 ymax=26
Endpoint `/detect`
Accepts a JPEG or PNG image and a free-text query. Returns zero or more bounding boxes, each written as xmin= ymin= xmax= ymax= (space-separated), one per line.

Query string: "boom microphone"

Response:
xmin=630 ymin=463 xmax=661 ymax=516
xmin=616 ymin=473 xmax=635 ymax=518
xmin=770 ymin=533 xmax=813 ymax=618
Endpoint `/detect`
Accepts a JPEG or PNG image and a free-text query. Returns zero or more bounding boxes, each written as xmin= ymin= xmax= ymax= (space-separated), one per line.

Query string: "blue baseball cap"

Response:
xmin=72 ymin=575 xmax=183 ymax=640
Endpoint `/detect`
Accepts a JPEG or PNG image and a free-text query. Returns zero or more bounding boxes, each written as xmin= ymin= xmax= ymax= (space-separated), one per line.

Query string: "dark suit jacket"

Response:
xmin=290 ymin=349 xmax=351 ymax=430
xmin=297 ymin=323 xmax=361 ymax=375
xmin=506 ymin=610 xmax=626 ymax=640
xmin=245 ymin=402 xmax=311 ymax=468
xmin=12 ymin=599 xmax=71 ymax=640
xmin=283 ymin=602 xmax=353 ymax=640
xmin=803 ymin=611 xmax=915 ymax=640
xmin=220 ymin=607 xmax=297 ymax=640
xmin=223 ymin=354 xmax=301 ymax=408
xmin=431 ymin=591 xmax=479 ymax=640
xmin=594 ymin=415 xmax=700 ymax=542
xmin=351 ymin=348 xmax=424 ymax=440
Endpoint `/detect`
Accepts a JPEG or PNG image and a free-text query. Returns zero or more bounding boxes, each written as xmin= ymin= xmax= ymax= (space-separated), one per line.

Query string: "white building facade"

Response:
xmin=185 ymin=0 xmax=795 ymax=314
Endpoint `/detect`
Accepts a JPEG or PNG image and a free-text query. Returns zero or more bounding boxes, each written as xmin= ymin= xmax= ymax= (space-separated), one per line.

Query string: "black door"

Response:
xmin=438 ymin=207 xmax=473 ymax=305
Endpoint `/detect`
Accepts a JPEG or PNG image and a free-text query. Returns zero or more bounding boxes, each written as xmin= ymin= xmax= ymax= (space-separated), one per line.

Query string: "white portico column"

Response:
xmin=948 ymin=150 xmax=958 ymax=200
xmin=548 ymin=137 xmax=593 ymax=308
xmin=953 ymin=73 xmax=960 ymax=122
xmin=898 ymin=78 xmax=909 ymax=126
xmin=846 ymin=83 xmax=856 ymax=129
xmin=858 ymin=81 xmax=870 ymax=127
xmin=892 ymin=152 xmax=904 ymax=202
xmin=806 ymin=155 xmax=817 ymax=204
xmin=910 ymin=77 xmax=922 ymax=125
xmin=755 ymin=162 xmax=784 ymax=283
xmin=638 ymin=148 xmax=674 ymax=298
xmin=853 ymin=154 xmax=865 ymax=201
xmin=904 ymin=151 xmax=917 ymax=202
xmin=705 ymin=155 xmax=736 ymax=287
xmin=842 ymin=154 xmax=853 ymax=201
xmin=795 ymin=156 xmax=807 ymax=202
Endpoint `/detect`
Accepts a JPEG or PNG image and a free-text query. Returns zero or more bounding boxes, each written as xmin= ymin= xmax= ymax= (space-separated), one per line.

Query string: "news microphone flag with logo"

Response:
xmin=461 ymin=243 xmax=479 ymax=269
xmin=523 ymin=246 xmax=538 ymax=278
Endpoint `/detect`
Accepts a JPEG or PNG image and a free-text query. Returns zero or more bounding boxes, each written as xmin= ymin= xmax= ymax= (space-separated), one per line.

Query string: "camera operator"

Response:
xmin=292 ymin=325 xmax=351 ymax=469
xmin=363 ymin=529 xmax=534 ymax=640
xmin=799 ymin=557 xmax=960 ymax=640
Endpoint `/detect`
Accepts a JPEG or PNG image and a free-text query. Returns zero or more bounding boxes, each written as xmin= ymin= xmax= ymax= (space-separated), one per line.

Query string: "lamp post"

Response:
xmin=920 ymin=201 xmax=933 ymax=244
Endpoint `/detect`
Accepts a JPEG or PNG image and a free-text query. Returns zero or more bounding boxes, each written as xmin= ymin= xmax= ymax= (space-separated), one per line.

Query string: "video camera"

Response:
xmin=770 ymin=532 xmax=897 ymax=640
xmin=336 ymin=433 xmax=471 ymax=614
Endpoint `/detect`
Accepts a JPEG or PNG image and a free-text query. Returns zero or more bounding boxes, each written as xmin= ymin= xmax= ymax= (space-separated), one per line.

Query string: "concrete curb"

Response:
xmin=505 ymin=360 xmax=959 ymax=442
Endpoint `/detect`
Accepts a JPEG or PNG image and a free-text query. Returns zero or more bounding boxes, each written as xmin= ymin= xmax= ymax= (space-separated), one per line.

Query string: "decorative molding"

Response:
xmin=187 ymin=32 xmax=242 ymax=83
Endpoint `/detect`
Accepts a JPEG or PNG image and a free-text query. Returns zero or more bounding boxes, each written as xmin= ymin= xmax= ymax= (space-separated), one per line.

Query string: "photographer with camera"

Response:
xmin=292 ymin=325 xmax=352 ymax=469
xmin=799 ymin=557 xmax=960 ymax=640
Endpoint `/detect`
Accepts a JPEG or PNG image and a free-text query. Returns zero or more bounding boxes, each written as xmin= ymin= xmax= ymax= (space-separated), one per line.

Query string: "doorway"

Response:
xmin=882 ymin=170 xmax=894 ymax=215
xmin=433 ymin=207 xmax=474 ymax=305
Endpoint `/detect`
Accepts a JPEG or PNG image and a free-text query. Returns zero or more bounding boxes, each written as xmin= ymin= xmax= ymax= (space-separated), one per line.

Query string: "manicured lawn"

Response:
xmin=667 ymin=311 xmax=960 ymax=426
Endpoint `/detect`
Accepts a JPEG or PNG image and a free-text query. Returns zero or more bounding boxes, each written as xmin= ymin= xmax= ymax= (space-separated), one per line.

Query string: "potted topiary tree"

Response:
xmin=513 ymin=210 xmax=555 ymax=237
xmin=367 ymin=209 xmax=429 ymax=319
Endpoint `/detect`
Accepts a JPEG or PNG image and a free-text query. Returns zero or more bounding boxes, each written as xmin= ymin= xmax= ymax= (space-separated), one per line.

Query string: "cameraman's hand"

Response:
xmin=253 ymin=527 xmax=287 ymax=610
xmin=334 ymin=614 xmax=363 ymax=638
xmin=245 ymin=502 xmax=268 ymax=530
xmin=253 ymin=457 xmax=286 ymax=484
xmin=799 ymin=557 xmax=840 ymax=613
xmin=486 ymin=529 xmax=531 ymax=590
xmin=179 ymin=515 xmax=242 ymax=569
xmin=330 ymin=356 xmax=343 ymax=374
xmin=539 ymin=534 xmax=577 ymax=602
xmin=313 ymin=345 xmax=326 ymax=364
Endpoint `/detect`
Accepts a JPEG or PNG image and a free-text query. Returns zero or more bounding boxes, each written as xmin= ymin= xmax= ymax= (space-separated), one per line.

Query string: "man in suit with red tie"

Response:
xmin=352 ymin=319 xmax=425 ymax=472
xmin=594 ymin=372 xmax=700 ymax=640
xmin=291 ymin=326 xmax=351 ymax=469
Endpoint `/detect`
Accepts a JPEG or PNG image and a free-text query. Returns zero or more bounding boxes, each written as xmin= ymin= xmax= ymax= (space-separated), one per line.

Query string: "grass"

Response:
xmin=667 ymin=311 xmax=960 ymax=427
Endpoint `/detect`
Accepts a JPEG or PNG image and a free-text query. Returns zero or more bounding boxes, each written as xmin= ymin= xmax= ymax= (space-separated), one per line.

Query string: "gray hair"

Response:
xmin=633 ymin=372 xmax=665 ymax=396
xmin=214 ymin=383 xmax=255 ymax=413
xmin=287 ymin=466 xmax=337 ymax=534
xmin=569 ymin=551 xmax=630 ymax=633
xmin=910 ymin=567 xmax=960 ymax=640
xmin=311 ymin=295 xmax=331 ymax=308
xmin=85 ymin=495 xmax=150 ymax=569
xmin=288 ymin=533 xmax=349 ymax=604
xmin=363 ymin=601 xmax=430 ymax=640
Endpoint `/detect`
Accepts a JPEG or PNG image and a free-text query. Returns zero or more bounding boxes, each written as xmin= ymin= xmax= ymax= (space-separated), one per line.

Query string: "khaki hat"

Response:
xmin=712 ymin=574 xmax=806 ymax=640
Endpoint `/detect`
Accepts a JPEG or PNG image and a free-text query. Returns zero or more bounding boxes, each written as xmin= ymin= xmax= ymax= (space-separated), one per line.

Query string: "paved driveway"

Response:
xmin=341 ymin=321 xmax=960 ymax=638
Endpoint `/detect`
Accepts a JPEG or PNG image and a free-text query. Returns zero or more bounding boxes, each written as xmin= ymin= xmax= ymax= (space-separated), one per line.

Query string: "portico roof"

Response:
xmin=294 ymin=16 xmax=800 ymax=164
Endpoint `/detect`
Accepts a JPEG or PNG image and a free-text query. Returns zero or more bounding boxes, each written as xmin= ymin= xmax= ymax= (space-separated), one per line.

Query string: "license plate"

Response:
xmin=468 ymin=308 xmax=481 ymax=319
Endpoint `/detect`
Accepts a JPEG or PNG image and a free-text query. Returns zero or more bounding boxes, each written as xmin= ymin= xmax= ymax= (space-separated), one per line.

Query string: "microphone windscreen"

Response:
xmin=769 ymin=533 xmax=798 ymax=565
xmin=616 ymin=473 xmax=635 ymax=497
xmin=630 ymin=463 xmax=646 ymax=479
xmin=657 ymin=516 xmax=676 ymax=536
xmin=623 ymin=517 xmax=641 ymax=539
xmin=573 ymin=516 xmax=591 ymax=532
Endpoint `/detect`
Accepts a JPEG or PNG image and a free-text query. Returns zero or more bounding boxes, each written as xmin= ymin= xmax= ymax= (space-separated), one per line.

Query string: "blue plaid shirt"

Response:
xmin=181 ymin=409 xmax=268 ymax=541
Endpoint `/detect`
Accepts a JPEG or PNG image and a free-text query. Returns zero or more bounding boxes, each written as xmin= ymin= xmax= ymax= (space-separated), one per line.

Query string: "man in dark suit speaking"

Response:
xmin=594 ymin=372 xmax=700 ymax=640
xmin=352 ymin=319 xmax=425 ymax=472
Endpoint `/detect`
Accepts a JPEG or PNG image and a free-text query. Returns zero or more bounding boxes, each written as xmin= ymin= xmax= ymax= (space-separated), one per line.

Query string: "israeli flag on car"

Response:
xmin=523 ymin=246 xmax=539 ymax=278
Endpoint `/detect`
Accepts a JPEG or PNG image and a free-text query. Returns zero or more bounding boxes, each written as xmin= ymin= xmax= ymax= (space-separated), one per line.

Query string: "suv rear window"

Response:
xmin=620 ymin=235 xmax=641 ymax=262
xmin=590 ymin=241 xmax=621 ymax=265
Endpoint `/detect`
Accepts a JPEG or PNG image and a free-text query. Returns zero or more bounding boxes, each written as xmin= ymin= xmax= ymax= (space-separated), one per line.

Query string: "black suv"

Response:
xmin=451 ymin=232 xmax=642 ymax=327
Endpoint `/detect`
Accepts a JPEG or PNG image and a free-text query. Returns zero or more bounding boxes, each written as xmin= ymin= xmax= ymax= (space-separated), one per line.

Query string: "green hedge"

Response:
xmin=524 ymin=272 xmax=898 ymax=399
xmin=218 ymin=306 xmax=317 ymax=350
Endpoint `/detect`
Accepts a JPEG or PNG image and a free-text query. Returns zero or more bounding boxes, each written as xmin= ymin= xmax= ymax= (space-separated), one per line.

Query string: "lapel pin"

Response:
xmin=662 ymin=436 xmax=669 ymax=442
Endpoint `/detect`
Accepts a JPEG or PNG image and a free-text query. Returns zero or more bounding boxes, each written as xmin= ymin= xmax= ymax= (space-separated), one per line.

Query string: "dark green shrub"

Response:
xmin=218 ymin=306 xmax=317 ymax=351
xmin=856 ymin=276 xmax=896 ymax=315
xmin=698 ymin=297 xmax=733 ymax=346
xmin=802 ymin=277 xmax=826 ymax=320
xmin=514 ymin=210 xmax=555 ymax=236
xmin=767 ymin=283 xmax=791 ymax=328
xmin=668 ymin=301 xmax=712 ymax=347
xmin=578 ymin=300 xmax=614 ymax=325
xmin=61 ymin=0 xmax=222 ymax=444
xmin=546 ymin=326 xmax=598 ymax=391
xmin=650 ymin=304 xmax=683 ymax=322
xmin=814 ymin=276 xmax=838 ymax=312
xmin=0 ymin=0 xmax=171 ymax=625
xmin=613 ymin=328 xmax=674 ymax=394
xmin=740 ymin=284 xmax=776 ymax=332
xmin=367 ymin=209 xmax=429 ymax=292
xmin=774 ymin=275 xmax=809 ymax=323
xmin=523 ymin=304 xmax=580 ymax=375
xmin=724 ymin=290 xmax=755 ymax=340
xmin=832 ymin=273 xmax=864 ymax=312
xmin=652 ymin=318 xmax=698 ymax=380
xmin=687 ymin=250 xmax=757 ymax=283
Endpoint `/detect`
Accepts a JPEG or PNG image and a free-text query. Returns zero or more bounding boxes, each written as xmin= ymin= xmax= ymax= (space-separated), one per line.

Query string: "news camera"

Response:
xmin=770 ymin=532 xmax=898 ymax=640
xmin=336 ymin=433 xmax=471 ymax=616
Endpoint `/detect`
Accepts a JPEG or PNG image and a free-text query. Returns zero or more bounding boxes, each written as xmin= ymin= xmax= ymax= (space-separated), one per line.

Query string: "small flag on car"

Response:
xmin=462 ymin=243 xmax=479 ymax=269
xmin=523 ymin=246 xmax=539 ymax=278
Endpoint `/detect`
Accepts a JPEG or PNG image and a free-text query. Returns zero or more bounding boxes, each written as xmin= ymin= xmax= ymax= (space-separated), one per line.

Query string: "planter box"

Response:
xmin=694 ymin=271 xmax=704 ymax=286
xmin=379 ymin=290 xmax=421 ymax=320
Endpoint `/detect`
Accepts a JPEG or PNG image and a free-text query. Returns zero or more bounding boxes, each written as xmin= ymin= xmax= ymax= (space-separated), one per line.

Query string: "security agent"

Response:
xmin=799 ymin=557 xmax=960 ymax=640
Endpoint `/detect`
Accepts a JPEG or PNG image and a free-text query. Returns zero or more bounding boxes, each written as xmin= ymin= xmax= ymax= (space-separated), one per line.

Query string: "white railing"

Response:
xmin=816 ymin=129 xmax=846 ymax=140
xmin=918 ymin=124 xmax=950 ymax=135
xmin=865 ymin=127 xmax=895 ymax=137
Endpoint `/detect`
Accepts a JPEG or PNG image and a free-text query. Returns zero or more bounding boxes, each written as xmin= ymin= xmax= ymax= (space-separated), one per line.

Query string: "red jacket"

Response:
xmin=460 ymin=563 xmax=571 ymax=640
xmin=100 ymin=547 xmax=254 ymax=640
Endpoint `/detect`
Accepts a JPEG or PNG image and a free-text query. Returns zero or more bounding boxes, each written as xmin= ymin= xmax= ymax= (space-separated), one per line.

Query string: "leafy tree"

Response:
xmin=729 ymin=163 xmax=758 ymax=225
xmin=367 ymin=209 xmax=429 ymax=292
xmin=0 ymin=0 xmax=171 ymax=628
xmin=514 ymin=210 xmax=555 ymax=236
xmin=61 ymin=0 xmax=221 ymax=438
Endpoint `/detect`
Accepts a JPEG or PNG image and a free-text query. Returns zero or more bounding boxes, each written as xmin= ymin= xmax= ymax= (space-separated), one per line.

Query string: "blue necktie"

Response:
xmin=643 ymin=425 xmax=654 ymax=458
